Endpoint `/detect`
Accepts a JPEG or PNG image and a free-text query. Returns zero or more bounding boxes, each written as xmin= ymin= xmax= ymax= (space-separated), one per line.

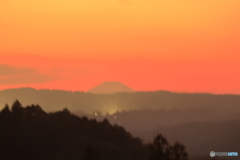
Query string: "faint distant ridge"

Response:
xmin=88 ymin=81 xmax=135 ymax=94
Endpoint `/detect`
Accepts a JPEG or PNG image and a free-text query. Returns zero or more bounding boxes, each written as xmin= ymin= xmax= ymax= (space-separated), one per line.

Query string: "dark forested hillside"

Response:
xmin=0 ymin=100 xmax=147 ymax=160
xmin=0 ymin=100 xmax=189 ymax=160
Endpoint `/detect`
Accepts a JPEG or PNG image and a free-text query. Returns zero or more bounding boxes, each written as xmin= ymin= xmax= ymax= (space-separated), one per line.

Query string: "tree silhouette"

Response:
xmin=1 ymin=104 xmax=11 ymax=116
xmin=148 ymin=134 xmax=188 ymax=160
xmin=149 ymin=134 xmax=170 ymax=160
xmin=171 ymin=142 xmax=188 ymax=160
xmin=11 ymin=100 xmax=22 ymax=113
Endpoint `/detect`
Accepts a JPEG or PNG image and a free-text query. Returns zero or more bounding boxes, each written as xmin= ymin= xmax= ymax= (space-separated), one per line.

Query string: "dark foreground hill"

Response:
xmin=0 ymin=101 xmax=189 ymax=160
xmin=0 ymin=101 xmax=146 ymax=160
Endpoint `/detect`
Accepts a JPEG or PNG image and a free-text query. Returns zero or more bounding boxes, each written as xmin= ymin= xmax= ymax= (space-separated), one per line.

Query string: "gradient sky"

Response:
xmin=0 ymin=0 xmax=240 ymax=94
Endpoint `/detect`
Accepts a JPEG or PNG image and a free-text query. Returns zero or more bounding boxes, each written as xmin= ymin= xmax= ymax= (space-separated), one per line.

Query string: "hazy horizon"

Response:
xmin=1 ymin=83 xmax=240 ymax=96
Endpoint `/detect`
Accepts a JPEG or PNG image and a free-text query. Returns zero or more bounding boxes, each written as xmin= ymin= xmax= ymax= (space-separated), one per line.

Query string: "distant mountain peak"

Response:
xmin=88 ymin=81 xmax=135 ymax=94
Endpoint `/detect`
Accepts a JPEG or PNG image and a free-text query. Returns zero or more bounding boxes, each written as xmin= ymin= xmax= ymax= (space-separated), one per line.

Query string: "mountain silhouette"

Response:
xmin=88 ymin=81 xmax=135 ymax=94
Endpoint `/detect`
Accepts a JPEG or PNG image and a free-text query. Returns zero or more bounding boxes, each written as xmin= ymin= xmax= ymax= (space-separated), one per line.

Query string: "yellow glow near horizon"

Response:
xmin=107 ymin=110 xmax=117 ymax=115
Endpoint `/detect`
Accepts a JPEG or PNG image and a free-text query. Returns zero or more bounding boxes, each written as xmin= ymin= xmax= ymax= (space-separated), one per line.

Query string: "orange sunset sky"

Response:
xmin=0 ymin=0 xmax=240 ymax=94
